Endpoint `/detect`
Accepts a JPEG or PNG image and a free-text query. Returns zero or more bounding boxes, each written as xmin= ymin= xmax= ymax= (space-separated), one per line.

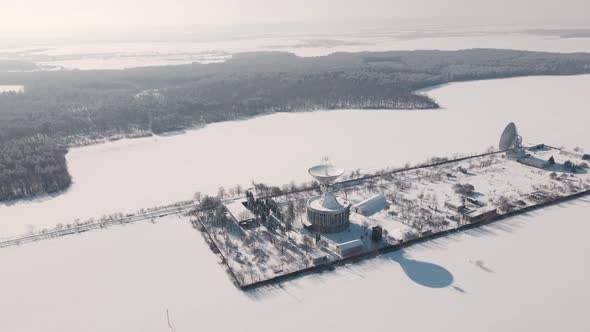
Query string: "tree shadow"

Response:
xmin=0 ymin=189 xmax=68 ymax=207
xmin=155 ymin=129 xmax=188 ymax=137
xmin=387 ymin=250 xmax=453 ymax=288
xmin=544 ymin=162 xmax=587 ymax=175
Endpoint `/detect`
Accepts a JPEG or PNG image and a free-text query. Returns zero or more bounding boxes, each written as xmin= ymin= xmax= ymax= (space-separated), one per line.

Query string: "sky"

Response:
xmin=2 ymin=0 xmax=590 ymax=34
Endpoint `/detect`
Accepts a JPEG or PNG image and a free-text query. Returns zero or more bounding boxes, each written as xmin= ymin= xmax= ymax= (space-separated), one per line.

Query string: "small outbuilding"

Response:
xmin=463 ymin=208 xmax=498 ymax=223
xmin=352 ymin=193 xmax=388 ymax=216
xmin=517 ymin=156 xmax=550 ymax=169
xmin=223 ymin=201 xmax=256 ymax=227
xmin=466 ymin=197 xmax=484 ymax=207
xmin=337 ymin=239 xmax=364 ymax=257
xmin=309 ymin=249 xmax=328 ymax=265
xmin=445 ymin=199 xmax=465 ymax=212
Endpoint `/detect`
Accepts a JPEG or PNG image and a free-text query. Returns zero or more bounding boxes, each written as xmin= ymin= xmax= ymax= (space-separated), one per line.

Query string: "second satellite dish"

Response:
xmin=499 ymin=122 xmax=523 ymax=151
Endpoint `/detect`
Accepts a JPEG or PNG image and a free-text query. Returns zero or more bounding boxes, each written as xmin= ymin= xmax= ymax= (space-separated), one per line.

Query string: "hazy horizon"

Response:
xmin=3 ymin=0 xmax=590 ymax=34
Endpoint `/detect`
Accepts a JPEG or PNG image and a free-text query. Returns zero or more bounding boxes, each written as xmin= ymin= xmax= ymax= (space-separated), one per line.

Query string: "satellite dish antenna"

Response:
xmin=308 ymin=164 xmax=345 ymax=186
xmin=499 ymin=122 xmax=523 ymax=151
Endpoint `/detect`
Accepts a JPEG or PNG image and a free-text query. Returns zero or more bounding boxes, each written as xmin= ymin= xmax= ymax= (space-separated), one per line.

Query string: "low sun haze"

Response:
xmin=3 ymin=0 xmax=589 ymax=33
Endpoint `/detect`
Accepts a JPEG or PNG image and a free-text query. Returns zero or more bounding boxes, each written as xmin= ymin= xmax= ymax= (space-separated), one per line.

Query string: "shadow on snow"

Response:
xmin=387 ymin=251 xmax=454 ymax=288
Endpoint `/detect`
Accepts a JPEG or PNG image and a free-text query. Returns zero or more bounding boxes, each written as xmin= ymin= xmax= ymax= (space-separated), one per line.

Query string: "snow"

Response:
xmin=198 ymin=211 xmax=314 ymax=285
xmin=1 ymin=74 xmax=589 ymax=238
xmin=352 ymin=193 xmax=387 ymax=216
xmin=0 ymin=72 xmax=587 ymax=331
xmin=0 ymin=31 xmax=589 ymax=331
xmin=0 ymin=199 xmax=589 ymax=332
xmin=190 ymin=146 xmax=589 ymax=289
xmin=224 ymin=201 xmax=255 ymax=223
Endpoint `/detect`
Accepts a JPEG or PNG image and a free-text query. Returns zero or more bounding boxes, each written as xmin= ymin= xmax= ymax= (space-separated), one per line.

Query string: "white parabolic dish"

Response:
xmin=308 ymin=164 xmax=345 ymax=185
xmin=499 ymin=122 xmax=519 ymax=151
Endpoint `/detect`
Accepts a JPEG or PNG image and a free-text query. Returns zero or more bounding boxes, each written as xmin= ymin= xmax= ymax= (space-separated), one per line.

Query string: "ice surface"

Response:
xmin=0 ymin=72 xmax=589 ymax=332
xmin=1 ymin=74 xmax=588 ymax=238
xmin=0 ymin=199 xmax=588 ymax=332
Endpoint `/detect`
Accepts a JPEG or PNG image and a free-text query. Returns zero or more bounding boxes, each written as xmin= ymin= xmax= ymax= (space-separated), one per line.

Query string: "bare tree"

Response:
xmin=495 ymin=195 xmax=514 ymax=213
xmin=193 ymin=191 xmax=202 ymax=202
xmin=453 ymin=183 xmax=475 ymax=196
xmin=218 ymin=186 xmax=226 ymax=199
xmin=303 ymin=236 xmax=314 ymax=254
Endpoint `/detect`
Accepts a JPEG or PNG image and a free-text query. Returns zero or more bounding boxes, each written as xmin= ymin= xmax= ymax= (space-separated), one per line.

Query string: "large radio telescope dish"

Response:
xmin=308 ymin=164 xmax=345 ymax=185
xmin=499 ymin=122 xmax=522 ymax=151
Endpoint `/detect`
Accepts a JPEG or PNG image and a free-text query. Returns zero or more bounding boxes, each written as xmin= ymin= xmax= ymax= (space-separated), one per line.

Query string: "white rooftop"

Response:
xmin=223 ymin=201 xmax=255 ymax=222
xmin=353 ymin=193 xmax=387 ymax=216
xmin=337 ymin=239 xmax=364 ymax=251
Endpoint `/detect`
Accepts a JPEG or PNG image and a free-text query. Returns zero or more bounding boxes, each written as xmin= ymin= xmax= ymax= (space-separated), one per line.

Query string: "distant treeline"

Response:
xmin=1 ymin=48 xmax=590 ymax=201
xmin=0 ymin=60 xmax=38 ymax=72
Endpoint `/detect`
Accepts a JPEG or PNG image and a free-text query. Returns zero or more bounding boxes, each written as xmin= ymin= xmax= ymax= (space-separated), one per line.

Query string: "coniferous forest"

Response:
xmin=0 ymin=139 xmax=70 ymax=201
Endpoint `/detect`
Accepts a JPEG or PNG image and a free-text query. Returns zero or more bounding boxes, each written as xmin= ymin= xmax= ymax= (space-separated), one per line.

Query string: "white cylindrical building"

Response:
xmin=306 ymin=193 xmax=350 ymax=233
xmin=306 ymin=164 xmax=350 ymax=233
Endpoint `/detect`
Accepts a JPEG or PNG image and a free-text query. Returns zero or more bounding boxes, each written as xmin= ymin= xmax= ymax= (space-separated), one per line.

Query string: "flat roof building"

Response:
xmin=463 ymin=207 xmax=498 ymax=223
xmin=445 ymin=199 xmax=465 ymax=212
xmin=223 ymin=201 xmax=256 ymax=227
xmin=353 ymin=193 xmax=387 ymax=217
xmin=337 ymin=239 xmax=364 ymax=257
xmin=517 ymin=156 xmax=551 ymax=169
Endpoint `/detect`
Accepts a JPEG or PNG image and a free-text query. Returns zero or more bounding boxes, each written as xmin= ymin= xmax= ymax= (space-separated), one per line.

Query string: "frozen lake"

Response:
xmin=0 ymin=185 xmax=588 ymax=332
xmin=1 ymin=74 xmax=589 ymax=238
xmin=0 ymin=74 xmax=589 ymax=332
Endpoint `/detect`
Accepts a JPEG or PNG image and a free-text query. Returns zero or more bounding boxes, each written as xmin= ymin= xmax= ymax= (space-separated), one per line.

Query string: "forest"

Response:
xmin=1 ymin=48 xmax=590 ymax=201
xmin=0 ymin=139 xmax=71 ymax=201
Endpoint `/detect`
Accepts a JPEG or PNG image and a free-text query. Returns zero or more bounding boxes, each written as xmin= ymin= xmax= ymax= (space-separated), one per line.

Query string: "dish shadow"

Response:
xmin=388 ymin=251 xmax=454 ymax=288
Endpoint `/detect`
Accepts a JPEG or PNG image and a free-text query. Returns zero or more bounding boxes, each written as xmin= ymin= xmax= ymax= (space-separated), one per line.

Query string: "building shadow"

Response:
xmin=387 ymin=250 xmax=454 ymax=288
xmin=322 ymin=221 xmax=371 ymax=244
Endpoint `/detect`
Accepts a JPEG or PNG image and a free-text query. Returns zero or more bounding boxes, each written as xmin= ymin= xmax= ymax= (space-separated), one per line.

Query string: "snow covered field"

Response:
xmin=1 ymin=199 xmax=589 ymax=332
xmin=0 ymin=74 xmax=588 ymax=331
xmin=1 ymin=74 xmax=589 ymax=238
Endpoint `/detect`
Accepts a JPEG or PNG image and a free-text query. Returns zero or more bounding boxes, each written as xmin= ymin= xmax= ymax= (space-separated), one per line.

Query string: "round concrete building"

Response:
xmin=306 ymin=164 xmax=350 ymax=233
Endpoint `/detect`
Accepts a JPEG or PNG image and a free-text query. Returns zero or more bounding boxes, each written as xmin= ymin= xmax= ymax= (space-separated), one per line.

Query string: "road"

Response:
xmin=0 ymin=202 xmax=198 ymax=248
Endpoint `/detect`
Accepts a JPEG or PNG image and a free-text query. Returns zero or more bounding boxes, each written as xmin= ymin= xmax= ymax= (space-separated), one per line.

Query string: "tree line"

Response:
xmin=1 ymin=49 xmax=590 ymax=201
